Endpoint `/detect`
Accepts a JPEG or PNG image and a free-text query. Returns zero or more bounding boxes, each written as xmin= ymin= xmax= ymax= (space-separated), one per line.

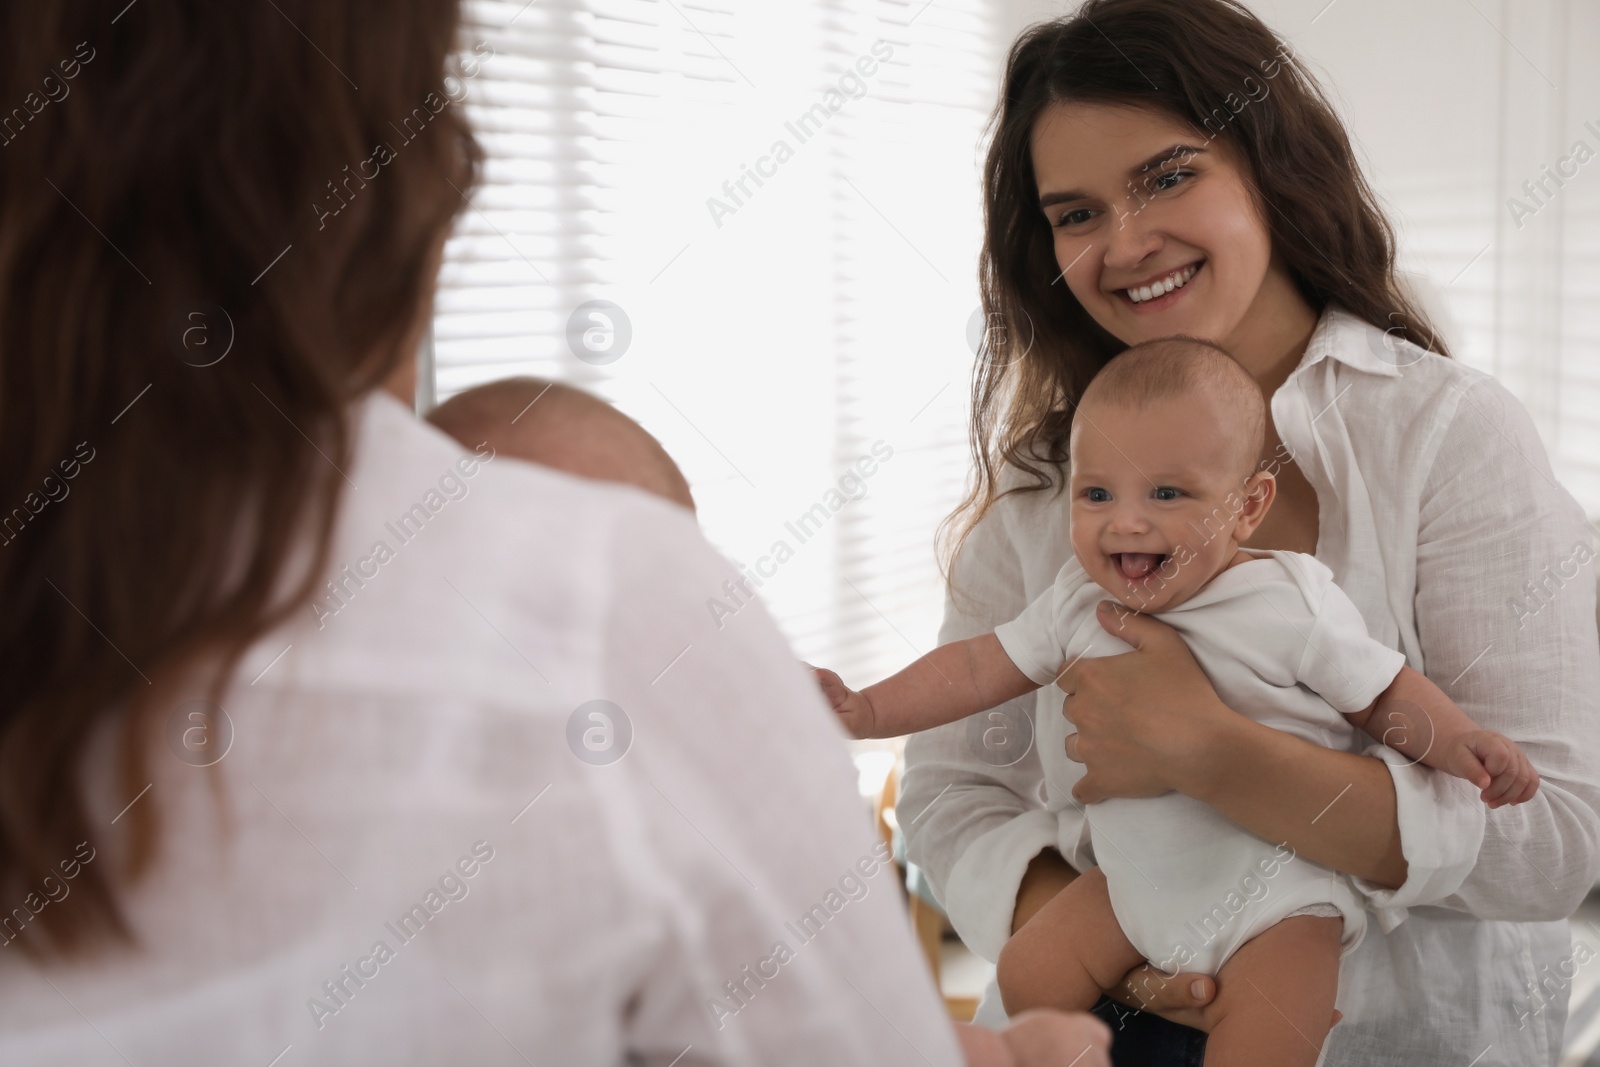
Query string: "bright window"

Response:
xmin=432 ymin=0 xmax=1004 ymax=692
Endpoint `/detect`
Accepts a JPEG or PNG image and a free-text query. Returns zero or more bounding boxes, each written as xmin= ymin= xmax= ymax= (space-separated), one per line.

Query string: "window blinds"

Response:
xmin=432 ymin=0 xmax=1002 ymax=687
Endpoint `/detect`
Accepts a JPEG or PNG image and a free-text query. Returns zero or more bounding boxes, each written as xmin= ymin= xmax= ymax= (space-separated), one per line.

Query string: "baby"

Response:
xmin=814 ymin=337 xmax=1539 ymax=1066
xmin=427 ymin=376 xmax=697 ymax=512
xmin=428 ymin=375 xmax=1115 ymax=1067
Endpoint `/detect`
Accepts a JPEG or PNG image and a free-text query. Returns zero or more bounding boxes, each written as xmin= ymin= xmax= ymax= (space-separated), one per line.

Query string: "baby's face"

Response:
xmin=1068 ymin=393 xmax=1261 ymax=613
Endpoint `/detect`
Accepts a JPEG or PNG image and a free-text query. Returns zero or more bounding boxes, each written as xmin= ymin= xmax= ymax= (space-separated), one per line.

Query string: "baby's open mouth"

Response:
xmin=1111 ymin=552 xmax=1168 ymax=581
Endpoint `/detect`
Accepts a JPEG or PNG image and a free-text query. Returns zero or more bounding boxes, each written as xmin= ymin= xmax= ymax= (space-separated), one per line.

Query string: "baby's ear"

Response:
xmin=1242 ymin=468 xmax=1274 ymax=501
xmin=1235 ymin=470 xmax=1276 ymax=531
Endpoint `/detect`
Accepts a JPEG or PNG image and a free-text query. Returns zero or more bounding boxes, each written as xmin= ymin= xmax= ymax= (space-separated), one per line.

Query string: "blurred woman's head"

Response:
xmin=949 ymin=0 xmax=1447 ymax=562
xmin=0 ymin=1 xmax=478 ymax=954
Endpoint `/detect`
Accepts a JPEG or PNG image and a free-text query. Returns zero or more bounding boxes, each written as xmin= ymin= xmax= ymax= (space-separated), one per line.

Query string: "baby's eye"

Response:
xmin=1085 ymin=487 xmax=1110 ymax=503
xmin=1152 ymin=486 xmax=1182 ymax=501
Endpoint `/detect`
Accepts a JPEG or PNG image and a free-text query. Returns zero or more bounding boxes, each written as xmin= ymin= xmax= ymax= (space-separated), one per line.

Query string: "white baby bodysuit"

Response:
xmin=993 ymin=547 xmax=1409 ymax=975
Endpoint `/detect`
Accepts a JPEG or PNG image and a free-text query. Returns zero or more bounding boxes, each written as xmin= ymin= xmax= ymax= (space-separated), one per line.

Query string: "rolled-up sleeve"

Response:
xmin=1346 ymin=744 xmax=1486 ymax=931
xmin=898 ymin=493 xmax=1067 ymax=963
xmin=1359 ymin=372 xmax=1600 ymax=924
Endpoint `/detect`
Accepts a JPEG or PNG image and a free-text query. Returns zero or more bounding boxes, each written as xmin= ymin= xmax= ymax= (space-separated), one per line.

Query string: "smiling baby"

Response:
xmin=813 ymin=336 xmax=1538 ymax=1066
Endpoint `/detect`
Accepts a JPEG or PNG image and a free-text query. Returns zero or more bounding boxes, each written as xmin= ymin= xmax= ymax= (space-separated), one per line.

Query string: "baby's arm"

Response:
xmin=1347 ymin=665 xmax=1540 ymax=808
xmin=813 ymin=633 xmax=1039 ymax=739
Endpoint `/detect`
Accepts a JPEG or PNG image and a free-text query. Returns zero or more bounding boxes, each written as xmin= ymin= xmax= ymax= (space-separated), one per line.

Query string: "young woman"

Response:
xmin=899 ymin=1 xmax=1600 ymax=1064
xmin=0 ymin=4 xmax=1109 ymax=1065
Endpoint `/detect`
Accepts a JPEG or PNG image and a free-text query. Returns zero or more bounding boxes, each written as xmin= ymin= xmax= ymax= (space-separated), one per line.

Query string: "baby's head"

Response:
xmin=1068 ymin=336 xmax=1274 ymax=613
xmin=428 ymin=377 xmax=696 ymax=513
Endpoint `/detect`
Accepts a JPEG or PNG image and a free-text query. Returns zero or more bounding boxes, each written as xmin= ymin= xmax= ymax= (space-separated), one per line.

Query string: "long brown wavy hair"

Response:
xmin=946 ymin=0 xmax=1449 ymax=570
xmin=0 ymin=2 xmax=479 ymax=955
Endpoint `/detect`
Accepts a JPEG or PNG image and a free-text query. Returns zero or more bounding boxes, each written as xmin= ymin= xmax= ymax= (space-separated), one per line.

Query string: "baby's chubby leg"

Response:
xmin=995 ymin=865 xmax=1147 ymax=1017
xmin=1202 ymin=914 xmax=1342 ymax=1067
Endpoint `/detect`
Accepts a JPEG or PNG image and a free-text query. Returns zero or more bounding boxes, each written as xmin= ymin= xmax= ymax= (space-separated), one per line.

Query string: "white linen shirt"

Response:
xmin=0 ymin=392 xmax=964 ymax=1067
xmin=899 ymin=304 xmax=1600 ymax=1065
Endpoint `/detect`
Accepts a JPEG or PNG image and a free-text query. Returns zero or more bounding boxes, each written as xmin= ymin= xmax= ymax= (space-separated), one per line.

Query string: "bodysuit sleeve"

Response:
xmin=1294 ymin=572 xmax=1408 ymax=715
xmin=992 ymin=581 xmax=1065 ymax=686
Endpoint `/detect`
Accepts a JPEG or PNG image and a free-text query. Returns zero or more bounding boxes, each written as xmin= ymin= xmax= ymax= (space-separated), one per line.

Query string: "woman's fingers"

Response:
xmin=1050 ymin=606 xmax=1227 ymax=800
xmin=952 ymin=1012 xmax=1114 ymax=1067
xmin=1064 ymin=735 xmax=1106 ymax=804
xmin=1103 ymin=964 xmax=1343 ymax=1036
xmin=997 ymin=1009 xmax=1113 ymax=1067
xmin=1103 ymin=966 xmax=1215 ymax=1030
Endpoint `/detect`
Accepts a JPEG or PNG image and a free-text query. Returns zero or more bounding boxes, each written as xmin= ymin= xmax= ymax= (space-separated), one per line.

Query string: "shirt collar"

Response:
xmin=1292 ymin=303 xmax=1406 ymax=381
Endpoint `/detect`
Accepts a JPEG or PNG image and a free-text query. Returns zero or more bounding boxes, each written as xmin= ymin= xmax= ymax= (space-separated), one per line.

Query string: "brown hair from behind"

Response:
xmin=0 ymin=2 xmax=479 ymax=956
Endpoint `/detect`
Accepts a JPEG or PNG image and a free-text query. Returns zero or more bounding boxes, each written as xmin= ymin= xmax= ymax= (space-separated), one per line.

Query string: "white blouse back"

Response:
xmin=0 ymin=393 xmax=964 ymax=1066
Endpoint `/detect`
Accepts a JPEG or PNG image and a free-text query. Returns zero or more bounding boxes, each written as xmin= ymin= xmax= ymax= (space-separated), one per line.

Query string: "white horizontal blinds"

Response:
xmin=1553 ymin=1 xmax=1600 ymax=513
xmin=434 ymin=0 xmax=594 ymax=398
xmin=437 ymin=0 xmax=749 ymax=404
xmin=1475 ymin=0 xmax=1600 ymax=513
xmin=816 ymin=0 xmax=998 ymax=686
xmin=432 ymin=0 xmax=1000 ymax=688
xmin=1373 ymin=0 xmax=1600 ymax=513
xmin=437 ymin=0 xmax=746 ymax=398
xmin=1483 ymin=0 xmax=1566 ymax=482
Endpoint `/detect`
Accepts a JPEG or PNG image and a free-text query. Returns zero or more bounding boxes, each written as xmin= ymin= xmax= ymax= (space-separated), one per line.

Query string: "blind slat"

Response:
xmin=435 ymin=0 xmax=999 ymax=684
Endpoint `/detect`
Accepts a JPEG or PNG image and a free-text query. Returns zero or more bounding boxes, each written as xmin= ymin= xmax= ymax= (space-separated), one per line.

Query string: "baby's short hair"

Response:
xmin=1078 ymin=336 xmax=1266 ymax=482
xmin=427 ymin=376 xmax=695 ymax=511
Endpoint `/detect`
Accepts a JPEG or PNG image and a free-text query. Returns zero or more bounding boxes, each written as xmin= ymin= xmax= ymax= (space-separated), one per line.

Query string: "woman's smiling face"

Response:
xmin=1030 ymin=102 xmax=1280 ymax=349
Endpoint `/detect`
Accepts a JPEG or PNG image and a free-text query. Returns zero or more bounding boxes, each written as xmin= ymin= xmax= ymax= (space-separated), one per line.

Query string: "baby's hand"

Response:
xmin=1446 ymin=729 xmax=1540 ymax=808
xmin=805 ymin=664 xmax=879 ymax=739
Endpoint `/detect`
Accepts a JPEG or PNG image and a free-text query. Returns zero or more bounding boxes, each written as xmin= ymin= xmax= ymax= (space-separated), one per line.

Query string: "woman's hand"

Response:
xmin=954 ymin=1011 xmax=1112 ymax=1067
xmin=1104 ymin=965 xmax=1219 ymax=1032
xmin=1057 ymin=601 xmax=1233 ymax=803
xmin=1101 ymin=965 xmax=1342 ymax=1033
